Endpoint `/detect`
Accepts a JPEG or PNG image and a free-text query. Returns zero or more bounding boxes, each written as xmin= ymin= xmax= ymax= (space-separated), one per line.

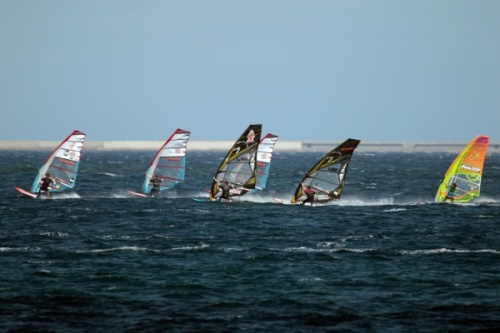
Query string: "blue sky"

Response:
xmin=1 ymin=1 xmax=499 ymax=142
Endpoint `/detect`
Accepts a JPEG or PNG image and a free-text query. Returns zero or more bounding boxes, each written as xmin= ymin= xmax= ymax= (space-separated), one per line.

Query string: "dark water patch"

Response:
xmin=2 ymin=152 xmax=500 ymax=332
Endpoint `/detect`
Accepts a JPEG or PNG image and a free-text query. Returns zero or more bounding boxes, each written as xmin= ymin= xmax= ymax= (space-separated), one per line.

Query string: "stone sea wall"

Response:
xmin=1 ymin=140 xmax=499 ymax=153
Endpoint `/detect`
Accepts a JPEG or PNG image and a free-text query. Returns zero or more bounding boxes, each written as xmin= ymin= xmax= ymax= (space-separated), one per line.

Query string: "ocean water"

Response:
xmin=1 ymin=150 xmax=499 ymax=333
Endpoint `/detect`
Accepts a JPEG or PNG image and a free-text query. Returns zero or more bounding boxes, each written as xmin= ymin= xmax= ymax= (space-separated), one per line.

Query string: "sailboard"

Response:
xmin=127 ymin=190 xmax=149 ymax=198
xmin=254 ymin=133 xmax=278 ymax=192
xmin=15 ymin=130 xmax=86 ymax=198
xmin=208 ymin=124 xmax=262 ymax=201
xmin=435 ymin=135 xmax=489 ymax=203
xmin=129 ymin=128 xmax=190 ymax=197
xmin=14 ymin=187 xmax=37 ymax=198
xmin=280 ymin=138 xmax=360 ymax=205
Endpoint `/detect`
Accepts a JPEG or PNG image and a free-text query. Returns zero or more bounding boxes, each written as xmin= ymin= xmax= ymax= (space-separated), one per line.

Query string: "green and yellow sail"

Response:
xmin=435 ymin=135 xmax=489 ymax=203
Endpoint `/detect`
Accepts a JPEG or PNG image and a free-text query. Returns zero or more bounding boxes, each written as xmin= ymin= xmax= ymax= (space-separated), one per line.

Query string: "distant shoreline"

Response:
xmin=1 ymin=140 xmax=498 ymax=153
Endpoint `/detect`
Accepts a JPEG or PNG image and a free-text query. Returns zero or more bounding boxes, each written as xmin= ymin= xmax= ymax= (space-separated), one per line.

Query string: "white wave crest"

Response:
xmin=400 ymin=248 xmax=500 ymax=255
xmin=79 ymin=246 xmax=159 ymax=253
xmin=172 ymin=243 xmax=209 ymax=251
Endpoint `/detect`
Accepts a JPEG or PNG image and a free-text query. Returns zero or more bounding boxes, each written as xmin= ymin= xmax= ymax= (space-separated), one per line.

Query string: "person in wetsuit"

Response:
xmin=443 ymin=182 xmax=458 ymax=202
xmin=218 ymin=180 xmax=234 ymax=202
xmin=37 ymin=173 xmax=54 ymax=198
xmin=149 ymin=175 xmax=162 ymax=197
xmin=301 ymin=182 xmax=316 ymax=206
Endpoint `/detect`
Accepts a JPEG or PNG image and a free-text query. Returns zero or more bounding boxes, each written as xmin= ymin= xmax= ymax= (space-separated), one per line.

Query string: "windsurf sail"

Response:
xmin=209 ymin=124 xmax=262 ymax=200
xmin=255 ymin=133 xmax=278 ymax=191
xmin=290 ymin=138 xmax=361 ymax=204
xmin=435 ymin=135 xmax=489 ymax=203
xmin=30 ymin=130 xmax=86 ymax=194
xmin=142 ymin=128 xmax=191 ymax=194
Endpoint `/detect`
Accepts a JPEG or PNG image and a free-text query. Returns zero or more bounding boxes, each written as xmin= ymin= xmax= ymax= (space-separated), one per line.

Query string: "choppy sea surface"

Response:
xmin=1 ymin=150 xmax=499 ymax=332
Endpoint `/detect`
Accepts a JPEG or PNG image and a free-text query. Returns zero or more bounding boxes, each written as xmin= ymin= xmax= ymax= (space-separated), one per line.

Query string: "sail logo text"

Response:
xmin=460 ymin=164 xmax=480 ymax=173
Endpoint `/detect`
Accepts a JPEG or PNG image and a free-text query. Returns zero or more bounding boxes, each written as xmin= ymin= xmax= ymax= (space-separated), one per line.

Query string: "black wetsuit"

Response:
xmin=37 ymin=177 xmax=53 ymax=197
xmin=219 ymin=184 xmax=232 ymax=201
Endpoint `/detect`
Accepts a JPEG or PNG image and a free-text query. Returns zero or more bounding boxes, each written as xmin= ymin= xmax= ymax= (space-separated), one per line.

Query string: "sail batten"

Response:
xmin=435 ymin=135 xmax=489 ymax=203
xmin=290 ymin=138 xmax=360 ymax=204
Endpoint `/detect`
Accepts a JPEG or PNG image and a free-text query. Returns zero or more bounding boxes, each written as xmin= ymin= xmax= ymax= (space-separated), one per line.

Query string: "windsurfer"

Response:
xmin=215 ymin=179 xmax=234 ymax=202
xmin=301 ymin=182 xmax=316 ymax=206
xmin=37 ymin=173 xmax=55 ymax=198
xmin=443 ymin=182 xmax=458 ymax=202
xmin=149 ymin=175 xmax=162 ymax=197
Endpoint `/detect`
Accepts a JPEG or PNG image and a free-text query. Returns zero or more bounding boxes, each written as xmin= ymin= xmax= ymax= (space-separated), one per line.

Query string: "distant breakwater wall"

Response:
xmin=1 ymin=141 xmax=499 ymax=153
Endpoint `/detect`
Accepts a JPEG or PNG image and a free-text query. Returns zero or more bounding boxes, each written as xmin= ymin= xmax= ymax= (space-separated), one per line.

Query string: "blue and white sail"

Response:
xmin=142 ymin=128 xmax=191 ymax=194
xmin=30 ymin=130 xmax=86 ymax=194
xmin=255 ymin=133 xmax=278 ymax=191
